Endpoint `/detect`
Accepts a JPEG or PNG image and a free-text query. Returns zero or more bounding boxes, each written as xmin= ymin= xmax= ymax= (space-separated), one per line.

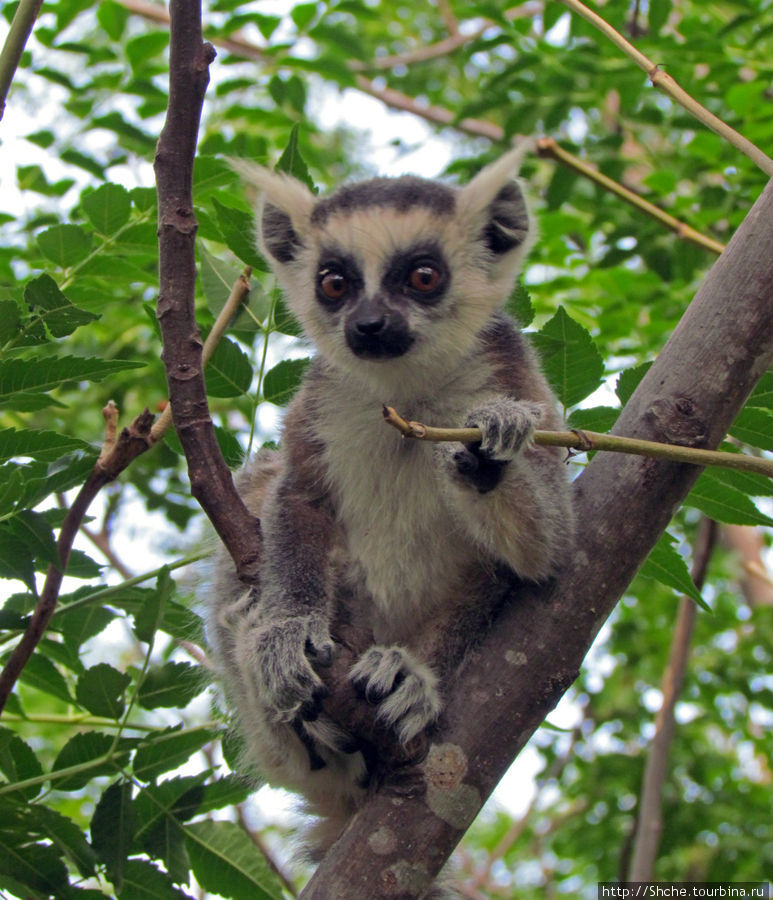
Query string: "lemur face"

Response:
xmin=238 ymin=149 xmax=534 ymax=388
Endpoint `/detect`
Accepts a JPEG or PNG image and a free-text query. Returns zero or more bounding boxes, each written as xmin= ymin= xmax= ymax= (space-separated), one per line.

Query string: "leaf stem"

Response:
xmin=382 ymin=405 xmax=773 ymax=479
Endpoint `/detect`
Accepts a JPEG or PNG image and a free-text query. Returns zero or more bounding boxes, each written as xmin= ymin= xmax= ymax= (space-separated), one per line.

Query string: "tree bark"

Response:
xmin=154 ymin=0 xmax=262 ymax=584
xmin=302 ymin=177 xmax=773 ymax=898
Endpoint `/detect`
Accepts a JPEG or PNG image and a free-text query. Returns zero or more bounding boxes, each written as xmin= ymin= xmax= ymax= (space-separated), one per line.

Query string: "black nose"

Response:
xmin=354 ymin=314 xmax=386 ymax=335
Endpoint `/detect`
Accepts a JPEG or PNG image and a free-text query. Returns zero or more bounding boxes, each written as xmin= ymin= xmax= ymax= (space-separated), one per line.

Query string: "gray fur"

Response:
xmin=207 ymin=150 xmax=574 ymax=885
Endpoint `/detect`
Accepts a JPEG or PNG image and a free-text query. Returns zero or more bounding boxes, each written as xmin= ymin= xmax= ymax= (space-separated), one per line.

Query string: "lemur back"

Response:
xmin=207 ymin=149 xmax=573 ymax=895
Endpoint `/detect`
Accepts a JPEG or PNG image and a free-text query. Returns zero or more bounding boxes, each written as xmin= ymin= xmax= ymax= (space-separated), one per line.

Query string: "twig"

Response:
xmin=628 ymin=518 xmax=718 ymax=879
xmin=116 ymin=2 xmax=724 ymax=258
xmin=235 ymin=804 xmax=299 ymax=898
xmin=535 ymin=138 xmax=725 ymax=256
xmin=0 ymin=0 xmax=44 ymax=120
xmin=0 ymin=407 xmax=155 ymax=715
xmin=559 ymin=0 xmax=773 ymax=177
xmin=382 ymin=405 xmax=773 ymax=479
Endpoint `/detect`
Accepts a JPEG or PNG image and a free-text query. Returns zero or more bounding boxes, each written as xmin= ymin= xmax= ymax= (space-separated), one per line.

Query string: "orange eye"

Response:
xmin=319 ymin=270 xmax=347 ymax=301
xmin=409 ymin=265 xmax=440 ymax=293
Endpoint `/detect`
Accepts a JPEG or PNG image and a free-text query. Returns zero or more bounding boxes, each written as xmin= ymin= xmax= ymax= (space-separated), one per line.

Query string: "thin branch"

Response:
xmin=0 ymin=0 xmax=44 ymax=121
xmin=535 ymin=138 xmax=725 ymax=256
xmin=116 ymin=2 xmax=724 ymax=258
xmin=628 ymin=517 xmax=718 ymax=880
xmin=236 ymin=804 xmax=299 ymax=898
xmin=0 ymin=406 xmax=155 ymax=715
xmin=382 ymin=405 xmax=773 ymax=479
xmin=559 ymin=0 xmax=773 ymax=177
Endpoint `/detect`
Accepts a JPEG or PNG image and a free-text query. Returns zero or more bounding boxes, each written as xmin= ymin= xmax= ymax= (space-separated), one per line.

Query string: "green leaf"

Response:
xmin=75 ymin=663 xmax=131 ymax=718
xmin=51 ymin=732 xmax=120 ymax=790
xmin=0 ymin=524 xmax=36 ymax=590
xmin=184 ymin=819 xmax=284 ymax=900
xmin=37 ymin=224 xmax=92 ymax=267
xmin=638 ymin=531 xmax=706 ymax=607
xmin=0 ymin=426 xmax=91 ymax=464
xmin=60 ymin=603 xmax=116 ymax=655
xmin=134 ymin=774 xmax=207 ymax=845
xmin=134 ymin=726 xmax=218 ymax=782
xmin=91 ymin=780 xmax=135 ymax=890
xmin=81 ymin=183 xmax=131 ymax=234
xmin=0 ymin=836 xmax=69 ymax=898
xmin=137 ymin=662 xmax=207 ymax=710
xmin=728 ymin=406 xmax=773 ymax=451
xmin=24 ymin=274 xmax=99 ymax=338
xmin=505 ymin=281 xmax=534 ymax=327
xmin=211 ymin=197 xmax=265 ymax=269
xmin=215 ymin=425 xmax=245 ymax=468
xmin=4 ymin=510 xmax=58 ymax=567
xmin=530 ymin=306 xmax=604 ymax=408
xmin=0 ymin=726 xmax=44 ymax=800
xmin=18 ymin=653 xmax=75 ymax=705
xmin=686 ymin=471 xmax=773 ymax=527
xmin=567 ymin=405 xmax=620 ymax=434
xmin=276 ymin=123 xmax=316 ymax=193
xmin=263 ymin=357 xmax=311 ymax=405
xmin=28 ymin=805 xmax=98 ymax=878
xmin=205 ymin=337 xmax=253 ymax=398
xmin=615 ymin=362 xmax=652 ymax=406
xmin=117 ymin=859 xmax=189 ymax=900
xmin=0 ymin=300 xmax=21 ymax=344
xmin=133 ymin=567 xmax=173 ymax=645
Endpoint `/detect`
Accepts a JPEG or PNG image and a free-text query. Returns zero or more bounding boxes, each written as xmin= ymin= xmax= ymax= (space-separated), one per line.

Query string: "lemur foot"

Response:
xmin=444 ymin=399 xmax=544 ymax=493
xmin=350 ymin=645 xmax=441 ymax=743
xmin=239 ymin=613 xmax=334 ymax=722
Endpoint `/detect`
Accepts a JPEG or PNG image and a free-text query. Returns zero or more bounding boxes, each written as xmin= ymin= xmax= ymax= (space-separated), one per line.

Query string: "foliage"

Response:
xmin=1 ymin=0 xmax=772 ymax=897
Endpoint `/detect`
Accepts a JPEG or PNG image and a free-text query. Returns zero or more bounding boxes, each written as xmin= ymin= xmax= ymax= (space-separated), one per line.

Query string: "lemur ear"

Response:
xmin=457 ymin=143 xmax=534 ymax=257
xmin=228 ymin=159 xmax=315 ymax=264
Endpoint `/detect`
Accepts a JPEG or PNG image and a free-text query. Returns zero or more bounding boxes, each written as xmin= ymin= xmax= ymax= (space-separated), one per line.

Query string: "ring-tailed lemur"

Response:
xmin=208 ymin=148 xmax=573 ymax=893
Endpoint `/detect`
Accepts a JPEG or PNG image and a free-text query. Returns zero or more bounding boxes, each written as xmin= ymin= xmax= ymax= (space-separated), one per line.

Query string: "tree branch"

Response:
xmin=559 ymin=0 xmax=773 ymax=177
xmin=301 ymin=168 xmax=773 ymax=898
xmin=0 ymin=0 xmax=44 ymax=120
xmin=628 ymin=517 xmax=717 ymax=880
xmin=154 ymin=1 xmax=262 ymax=584
xmin=0 ymin=406 xmax=155 ymax=715
xmin=382 ymin=406 xmax=773 ymax=480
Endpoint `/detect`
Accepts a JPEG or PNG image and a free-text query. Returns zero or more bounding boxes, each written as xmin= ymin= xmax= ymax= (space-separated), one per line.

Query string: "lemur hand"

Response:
xmin=239 ymin=611 xmax=335 ymax=722
xmin=447 ymin=399 xmax=543 ymax=493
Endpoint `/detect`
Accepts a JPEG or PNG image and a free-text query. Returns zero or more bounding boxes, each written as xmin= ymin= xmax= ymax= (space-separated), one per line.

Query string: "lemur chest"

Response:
xmin=318 ymin=394 xmax=478 ymax=621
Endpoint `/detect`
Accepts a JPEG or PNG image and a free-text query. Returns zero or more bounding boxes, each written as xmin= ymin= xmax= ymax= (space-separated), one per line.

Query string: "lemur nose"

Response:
xmin=355 ymin=314 xmax=386 ymax=335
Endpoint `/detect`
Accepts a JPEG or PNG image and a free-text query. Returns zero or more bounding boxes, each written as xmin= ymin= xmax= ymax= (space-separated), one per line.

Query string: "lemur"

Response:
xmin=207 ymin=148 xmax=574 ymax=892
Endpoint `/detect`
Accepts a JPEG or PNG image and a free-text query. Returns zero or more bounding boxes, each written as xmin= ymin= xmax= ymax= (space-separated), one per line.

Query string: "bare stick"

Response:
xmin=559 ymin=0 xmax=773 ymax=176
xmin=382 ymin=405 xmax=773 ymax=479
xmin=628 ymin=518 xmax=717 ymax=879
xmin=0 ymin=406 xmax=155 ymax=715
xmin=535 ymin=138 xmax=725 ymax=256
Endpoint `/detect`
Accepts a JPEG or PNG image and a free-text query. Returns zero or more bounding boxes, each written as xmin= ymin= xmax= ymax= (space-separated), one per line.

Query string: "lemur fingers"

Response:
xmin=238 ymin=613 xmax=334 ymax=722
xmin=350 ymin=645 xmax=441 ymax=744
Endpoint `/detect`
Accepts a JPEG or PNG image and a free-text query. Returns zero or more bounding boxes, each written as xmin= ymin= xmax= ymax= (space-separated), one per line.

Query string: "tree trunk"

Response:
xmin=302 ymin=176 xmax=773 ymax=899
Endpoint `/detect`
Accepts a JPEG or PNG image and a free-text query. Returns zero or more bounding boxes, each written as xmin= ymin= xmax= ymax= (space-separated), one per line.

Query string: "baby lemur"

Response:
xmin=208 ymin=149 xmax=573 ymax=882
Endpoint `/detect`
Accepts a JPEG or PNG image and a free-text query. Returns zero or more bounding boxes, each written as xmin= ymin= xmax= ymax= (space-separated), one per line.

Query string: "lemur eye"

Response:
xmin=319 ymin=269 xmax=348 ymax=301
xmin=408 ymin=265 xmax=440 ymax=293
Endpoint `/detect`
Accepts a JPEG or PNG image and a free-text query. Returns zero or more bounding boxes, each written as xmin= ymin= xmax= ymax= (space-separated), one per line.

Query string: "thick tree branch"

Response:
xmin=154 ymin=1 xmax=261 ymax=583
xmin=628 ymin=517 xmax=717 ymax=881
xmin=302 ymin=176 xmax=773 ymax=898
